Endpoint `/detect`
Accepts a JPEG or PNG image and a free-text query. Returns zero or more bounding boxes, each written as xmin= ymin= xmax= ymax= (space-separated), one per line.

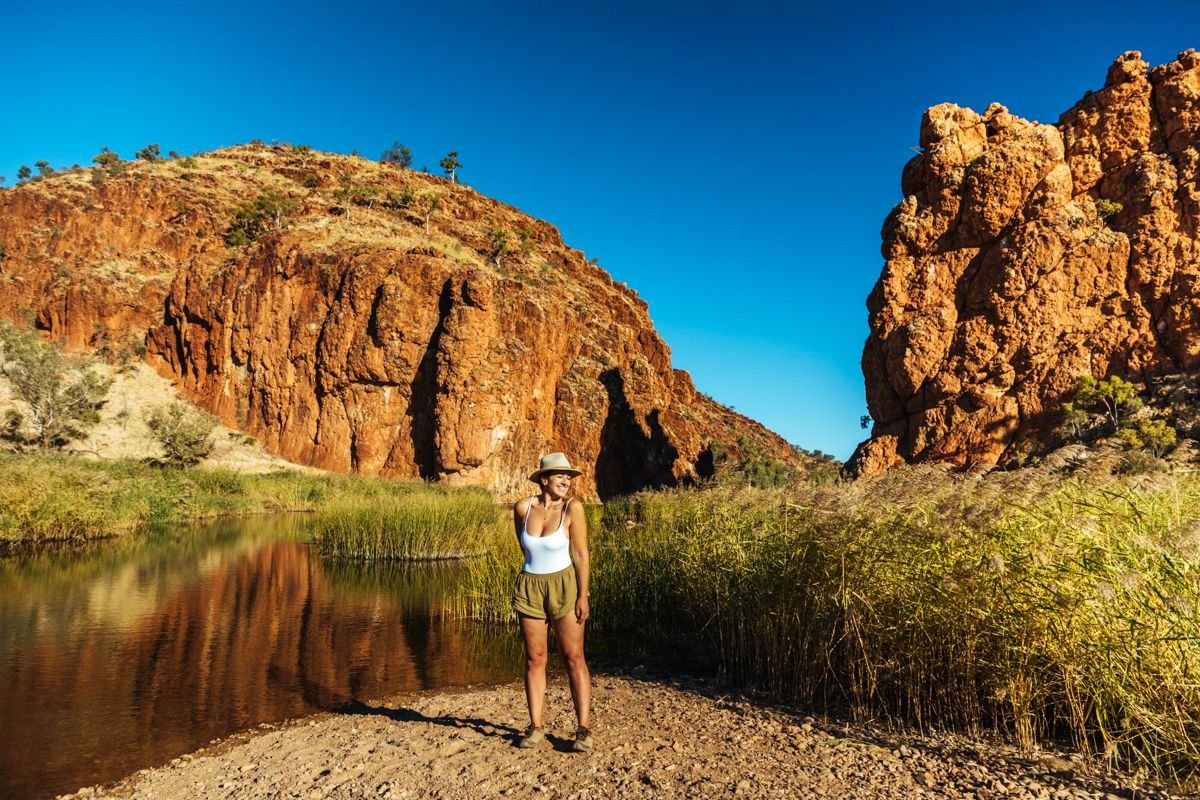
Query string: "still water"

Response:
xmin=0 ymin=517 xmax=523 ymax=800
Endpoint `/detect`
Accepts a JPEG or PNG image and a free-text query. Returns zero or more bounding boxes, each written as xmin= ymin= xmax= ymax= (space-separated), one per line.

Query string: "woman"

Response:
xmin=512 ymin=452 xmax=593 ymax=752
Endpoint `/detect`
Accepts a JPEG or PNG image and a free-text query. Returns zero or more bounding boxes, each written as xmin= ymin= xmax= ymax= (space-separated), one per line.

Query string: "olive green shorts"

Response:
xmin=513 ymin=565 xmax=578 ymax=620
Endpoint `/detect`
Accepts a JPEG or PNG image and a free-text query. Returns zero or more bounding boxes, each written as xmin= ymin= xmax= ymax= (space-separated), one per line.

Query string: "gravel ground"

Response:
xmin=60 ymin=672 xmax=1185 ymax=799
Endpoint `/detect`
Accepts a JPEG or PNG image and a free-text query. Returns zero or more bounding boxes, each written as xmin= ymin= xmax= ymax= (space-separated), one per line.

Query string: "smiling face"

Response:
xmin=540 ymin=471 xmax=573 ymax=500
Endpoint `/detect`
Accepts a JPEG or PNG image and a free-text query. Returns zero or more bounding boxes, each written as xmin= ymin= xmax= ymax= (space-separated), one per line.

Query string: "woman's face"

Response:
xmin=541 ymin=471 xmax=573 ymax=499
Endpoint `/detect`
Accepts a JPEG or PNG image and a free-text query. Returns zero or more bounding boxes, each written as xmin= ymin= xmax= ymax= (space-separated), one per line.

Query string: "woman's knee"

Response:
xmin=525 ymin=647 xmax=549 ymax=669
xmin=561 ymin=646 xmax=587 ymax=670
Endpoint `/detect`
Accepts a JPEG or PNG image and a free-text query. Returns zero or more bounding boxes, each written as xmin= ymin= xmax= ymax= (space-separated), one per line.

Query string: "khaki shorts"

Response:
xmin=513 ymin=565 xmax=578 ymax=620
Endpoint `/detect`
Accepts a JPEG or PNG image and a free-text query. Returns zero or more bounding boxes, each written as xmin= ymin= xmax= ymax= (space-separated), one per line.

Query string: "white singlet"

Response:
xmin=520 ymin=498 xmax=573 ymax=574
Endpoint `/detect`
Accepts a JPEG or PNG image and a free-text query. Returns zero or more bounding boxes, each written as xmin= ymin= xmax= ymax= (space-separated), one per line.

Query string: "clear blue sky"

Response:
xmin=4 ymin=1 xmax=1198 ymax=459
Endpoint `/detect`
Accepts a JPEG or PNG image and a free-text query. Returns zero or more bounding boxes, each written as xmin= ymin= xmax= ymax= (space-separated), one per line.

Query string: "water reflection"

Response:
xmin=0 ymin=517 xmax=521 ymax=800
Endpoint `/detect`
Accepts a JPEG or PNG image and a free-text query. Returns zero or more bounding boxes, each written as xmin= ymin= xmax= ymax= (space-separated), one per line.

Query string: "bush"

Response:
xmin=380 ymin=142 xmax=412 ymax=167
xmin=91 ymin=147 xmax=121 ymax=172
xmin=135 ymin=144 xmax=161 ymax=162
xmin=0 ymin=322 xmax=112 ymax=450
xmin=383 ymin=186 xmax=414 ymax=209
xmin=1096 ymin=198 xmax=1123 ymax=219
xmin=145 ymin=402 xmax=217 ymax=467
xmin=224 ymin=192 xmax=297 ymax=246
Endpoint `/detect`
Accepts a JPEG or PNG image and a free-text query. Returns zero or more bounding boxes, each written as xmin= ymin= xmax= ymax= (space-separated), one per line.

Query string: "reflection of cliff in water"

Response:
xmin=0 ymin=519 xmax=519 ymax=800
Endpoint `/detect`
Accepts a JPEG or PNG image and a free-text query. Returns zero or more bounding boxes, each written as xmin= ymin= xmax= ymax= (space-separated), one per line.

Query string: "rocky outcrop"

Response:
xmin=0 ymin=145 xmax=800 ymax=499
xmin=851 ymin=50 xmax=1200 ymax=476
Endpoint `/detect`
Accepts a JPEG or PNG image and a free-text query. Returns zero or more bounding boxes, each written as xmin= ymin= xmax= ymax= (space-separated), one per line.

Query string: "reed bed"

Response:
xmin=310 ymin=488 xmax=501 ymax=560
xmin=0 ymin=453 xmax=472 ymax=546
xmin=456 ymin=466 xmax=1200 ymax=781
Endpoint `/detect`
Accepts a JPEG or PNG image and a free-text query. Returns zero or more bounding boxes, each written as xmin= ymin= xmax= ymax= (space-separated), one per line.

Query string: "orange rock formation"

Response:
xmin=0 ymin=145 xmax=799 ymax=498
xmin=850 ymin=50 xmax=1200 ymax=476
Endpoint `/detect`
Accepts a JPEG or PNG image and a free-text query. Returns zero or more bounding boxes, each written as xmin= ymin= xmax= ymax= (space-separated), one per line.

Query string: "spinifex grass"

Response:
xmin=310 ymin=488 xmax=501 ymax=560
xmin=457 ymin=466 xmax=1200 ymax=782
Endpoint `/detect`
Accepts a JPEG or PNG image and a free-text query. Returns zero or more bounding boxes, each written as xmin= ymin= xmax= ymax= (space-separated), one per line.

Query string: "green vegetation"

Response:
xmin=35 ymin=161 xmax=54 ymax=178
xmin=380 ymin=142 xmax=412 ymax=167
xmin=91 ymin=147 xmax=121 ymax=172
xmin=146 ymin=402 xmax=218 ymax=467
xmin=440 ymin=150 xmax=462 ymax=182
xmin=224 ymin=191 xmax=297 ymax=246
xmin=0 ymin=323 xmax=112 ymax=450
xmin=459 ymin=469 xmax=1200 ymax=781
xmin=334 ymin=177 xmax=378 ymax=217
xmin=311 ymin=488 xmax=500 ymax=560
xmin=16 ymin=165 xmax=31 ymax=183
xmin=135 ymin=143 xmax=161 ymax=162
xmin=0 ymin=454 xmax=492 ymax=548
xmin=413 ymin=191 xmax=441 ymax=235
xmin=383 ymin=186 xmax=414 ymax=210
xmin=486 ymin=227 xmax=510 ymax=267
xmin=1096 ymin=198 xmax=1124 ymax=220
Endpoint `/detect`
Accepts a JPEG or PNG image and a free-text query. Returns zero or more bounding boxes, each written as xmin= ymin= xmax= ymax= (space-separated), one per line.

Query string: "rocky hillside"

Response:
xmin=851 ymin=50 xmax=1200 ymax=476
xmin=0 ymin=143 xmax=801 ymax=499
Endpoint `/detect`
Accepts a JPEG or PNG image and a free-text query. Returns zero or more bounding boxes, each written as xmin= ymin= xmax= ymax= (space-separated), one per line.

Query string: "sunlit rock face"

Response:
xmin=851 ymin=50 xmax=1200 ymax=477
xmin=0 ymin=145 xmax=800 ymax=499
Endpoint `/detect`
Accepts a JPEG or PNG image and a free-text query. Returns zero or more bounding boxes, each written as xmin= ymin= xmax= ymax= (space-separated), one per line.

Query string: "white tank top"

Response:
xmin=520 ymin=498 xmax=573 ymax=574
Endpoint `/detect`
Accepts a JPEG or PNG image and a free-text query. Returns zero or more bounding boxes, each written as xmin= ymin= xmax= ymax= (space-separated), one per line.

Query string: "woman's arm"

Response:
xmin=513 ymin=498 xmax=528 ymax=542
xmin=568 ymin=501 xmax=590 ymax=623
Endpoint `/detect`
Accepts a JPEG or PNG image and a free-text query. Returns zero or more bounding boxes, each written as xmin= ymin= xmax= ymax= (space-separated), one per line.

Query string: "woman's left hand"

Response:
xmin=575 ymin=595 xmax=590 ymax=624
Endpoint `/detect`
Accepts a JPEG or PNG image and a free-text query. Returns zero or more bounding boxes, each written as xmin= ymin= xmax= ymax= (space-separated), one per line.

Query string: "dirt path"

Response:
xmin=61 ymin=673 xmax=1177 ymax=799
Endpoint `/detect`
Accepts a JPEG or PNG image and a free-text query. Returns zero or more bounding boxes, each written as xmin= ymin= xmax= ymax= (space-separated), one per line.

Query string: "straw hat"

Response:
xmin=528 ymin=452 xmax=583 ymax=482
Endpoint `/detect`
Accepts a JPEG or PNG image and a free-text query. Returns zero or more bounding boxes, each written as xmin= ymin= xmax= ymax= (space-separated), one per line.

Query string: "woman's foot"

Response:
xmin=517 ymin=725 xmax=546 ymax=748
xmin=571 ymin=726 xmax=593 ymax=752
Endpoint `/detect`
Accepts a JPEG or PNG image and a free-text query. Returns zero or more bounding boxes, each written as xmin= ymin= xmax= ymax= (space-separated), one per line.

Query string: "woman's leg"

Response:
xmin=519 ymin=615 xmax=550 ymax=728
xmin=552 ymin=612 xmax=591 ymax=729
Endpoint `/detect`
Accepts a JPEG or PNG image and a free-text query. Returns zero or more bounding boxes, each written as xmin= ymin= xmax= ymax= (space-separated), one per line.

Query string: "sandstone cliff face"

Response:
xmin=851 ymin=50 xmax=1200 ymax=476
xmin=0 ymin=146 xmax=799 ymax=499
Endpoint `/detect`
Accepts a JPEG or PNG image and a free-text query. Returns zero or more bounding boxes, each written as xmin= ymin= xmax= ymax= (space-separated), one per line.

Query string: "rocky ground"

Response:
xmin=61 ymin=671 xmax=1182 ymax=799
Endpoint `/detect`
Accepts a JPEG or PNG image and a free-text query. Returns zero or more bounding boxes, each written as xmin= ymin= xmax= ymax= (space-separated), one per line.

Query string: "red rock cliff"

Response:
xmin=850 ymin=50 xmax=1200 ymax=476
xmin=0 ymin=145 xmax=799 ymax=498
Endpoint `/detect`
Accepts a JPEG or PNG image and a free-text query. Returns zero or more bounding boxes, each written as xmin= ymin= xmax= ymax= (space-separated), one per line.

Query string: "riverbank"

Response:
xmin=60 ymin=672 xmax=1174 ymax=799
xmin=0 ymin=453 xmax=497 ymax=548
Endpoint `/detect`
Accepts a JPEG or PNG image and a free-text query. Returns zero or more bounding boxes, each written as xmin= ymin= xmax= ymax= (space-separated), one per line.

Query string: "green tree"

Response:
xmin=16 ymin=166 xmax=31 ymax=183
xmin=0 ymin=322 xmax=112 ymax=450
xmin=1073 ymin=374 xmax=1141 ymax=432
xmin=146 ymin=402 xmax=217 ymax=467
xmin=334 ymin=177 xmax=379 ymax=218
xmin=92 ymin=147 xmax=120 ymax=169
xmin=440 ymin=151 xmax=462 ymax=182
xmin=381 ymin=142 xmax=413 ymax=167
xmin=35 ymin=161 xmax=54 ymax=178
xmin=413 ymin=192 xmax=441 ymax=235
xmin=486 ymin=227 xmax=510 ymax=267
xmin=135 ymin=143 xmax=161 ymax=162
xmin=1057 ymin=401 xmax=1090 ymax=440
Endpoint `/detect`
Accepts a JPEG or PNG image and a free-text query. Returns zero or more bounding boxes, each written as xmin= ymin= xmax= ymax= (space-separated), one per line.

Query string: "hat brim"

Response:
xmin=528 ymin=467 xmax=583 ymax=483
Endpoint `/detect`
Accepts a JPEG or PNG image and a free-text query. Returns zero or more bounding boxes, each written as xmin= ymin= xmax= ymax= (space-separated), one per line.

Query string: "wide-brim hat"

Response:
xmin=528 ymin=452 xmax=583 ymax=482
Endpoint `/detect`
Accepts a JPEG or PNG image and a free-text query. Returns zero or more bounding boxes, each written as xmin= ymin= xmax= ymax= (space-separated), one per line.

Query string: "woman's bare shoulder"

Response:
xmin=513 ymin=496 xmax=532 ymax=517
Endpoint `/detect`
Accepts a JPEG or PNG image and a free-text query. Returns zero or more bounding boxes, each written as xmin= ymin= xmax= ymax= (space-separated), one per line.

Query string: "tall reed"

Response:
xmin=310 ymin=488 xmax=500 ymax=560
xmin=456 ymin=466 xmax=1200 ymax=781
